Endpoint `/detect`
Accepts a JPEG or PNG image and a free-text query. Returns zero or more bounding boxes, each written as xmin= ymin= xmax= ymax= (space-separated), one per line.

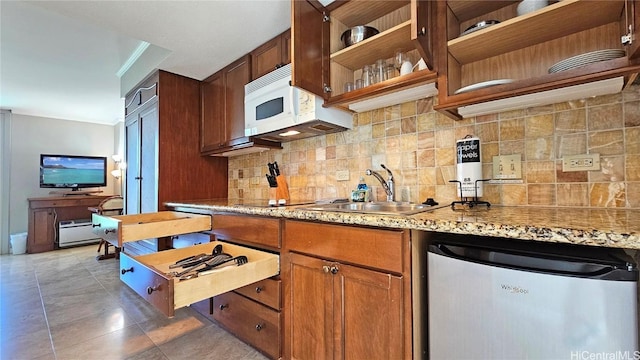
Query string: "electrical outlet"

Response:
xmin=492 ymin=154 xmax=522 ymax=179
xmin=562 ymin=153 xmax=600 ymax=172
xmin=336 ymin=170 xmax=350 ymax=181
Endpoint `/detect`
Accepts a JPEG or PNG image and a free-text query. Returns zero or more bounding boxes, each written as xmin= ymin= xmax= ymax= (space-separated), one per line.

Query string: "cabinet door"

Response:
xmin=224 ymin=55 xmax=251 ymax=141
xmin=291 ymin=0 xmax=328 ymax=98
xmin=411 ymin=0 xmax=434 ymax=70
xmin=125 ymin=117 xmax=141 ymax=214
xmin=288 ymin=253 xmax=333 ymax=360
xmin=333 ymin=261 xmax=404 ymax=359
xmin=200 ymin=71 xmax=226 ymax=152
xmin=251 ymin=29 xmax=292 ymax=81
xmin=628 ymin=0 xmax=640 ymax=61
xmin=287 ymin=252 xmax=405 ymax=360
xmin=281 ymin=29 xmax=292 ymax=67
xmin=28 ymin=209 xmax=55 ymax=253
xmin=139 ymin=104 xmax=159 ymax=214
xmin=251 ymin=35 xmax=284 ymax=81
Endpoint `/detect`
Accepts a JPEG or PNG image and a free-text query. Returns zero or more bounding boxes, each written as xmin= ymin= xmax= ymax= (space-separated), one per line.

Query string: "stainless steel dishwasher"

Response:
xmin=428 ymin=236 xmax=638 ymax=359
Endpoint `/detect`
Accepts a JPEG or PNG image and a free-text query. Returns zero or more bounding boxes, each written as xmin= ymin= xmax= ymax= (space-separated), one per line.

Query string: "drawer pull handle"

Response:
xmin=147 ymin=285 xmax=160 ymax=295
xmin=219 ymin=304 xmax=228 ymax=311
xmin=104 ymin=229 xmax=116 ymax=235
xmin=121 ymin=267 xmax=134 ymax=275
xmin=255 ymin=323 xmax=265 ymax=331
xmin=255 ymin=286 xmax=263 ymax=293
xmin=92 ymin=223 xmax=101 ymax=228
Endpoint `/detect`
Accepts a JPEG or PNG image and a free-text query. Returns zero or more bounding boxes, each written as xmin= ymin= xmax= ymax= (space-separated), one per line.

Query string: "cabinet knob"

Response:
xmin=219 ymin=304 xmax=228 ymax=311
xmin=147 ymin=285 xmax=160 ymax=295
xmin=418 ymin=26 xmax=427 ymax=36
xmin=255 ymin=323 xmax=265 ymax=331
xmin=121 ymin=267 xmax=134 ymax=275
xmin=255 ymin=286 xmax=263 ymax=293
xmin=322 ymin=265 xmax=330 ymax=273
xmin=330 ymin=266 xmax=339 ymax=274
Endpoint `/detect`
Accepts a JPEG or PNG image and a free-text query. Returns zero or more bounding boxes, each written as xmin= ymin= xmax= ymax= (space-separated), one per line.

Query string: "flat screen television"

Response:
xmin=40 ymin=154 xmax=107 ymax=191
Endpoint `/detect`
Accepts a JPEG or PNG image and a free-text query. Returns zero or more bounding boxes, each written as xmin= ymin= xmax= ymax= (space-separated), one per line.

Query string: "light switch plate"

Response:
xmin=336 ymin=170 xmax=350 ymax=181
xmin=493 ymin=154 xmax=522 ymax=179
xmin=562 ymin=153 xmax=600 ymax=172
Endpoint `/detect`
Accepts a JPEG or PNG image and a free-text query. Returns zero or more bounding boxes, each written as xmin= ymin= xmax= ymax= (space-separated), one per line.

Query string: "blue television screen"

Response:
xmin=40 ymin=154 xmax=107 ymax=190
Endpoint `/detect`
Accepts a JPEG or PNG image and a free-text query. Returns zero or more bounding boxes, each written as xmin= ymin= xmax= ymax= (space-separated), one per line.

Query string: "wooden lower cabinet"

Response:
xmin=286 ymin=252 xmax=404 ymax=360
xmin=283 ymin=220 xmax=411 ymax=360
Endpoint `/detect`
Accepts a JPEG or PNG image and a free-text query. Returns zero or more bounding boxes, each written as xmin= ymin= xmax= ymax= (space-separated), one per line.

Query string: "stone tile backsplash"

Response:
xmin=228 ymin=85 xmax=640 ymax=208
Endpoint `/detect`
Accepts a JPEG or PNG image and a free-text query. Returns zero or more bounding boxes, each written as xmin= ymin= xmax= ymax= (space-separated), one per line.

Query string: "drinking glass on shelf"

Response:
xmin=386 ymin=64 xmax=396 ymax=80
xmin=361 ymin=65 xmax=373 ymax=87
xmin=374 ymin=59 xmax=386 ymax=83
xmin=344 ymin=82 xmax=354 ymax=92
xmin=355 ymin=79 xmax=363 ymax=89
xmin=394 ymin=50 xmax=406 ymax=74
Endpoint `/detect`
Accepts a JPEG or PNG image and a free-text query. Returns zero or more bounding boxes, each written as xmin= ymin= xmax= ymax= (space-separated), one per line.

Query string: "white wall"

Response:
xmin=1 ymin=110 xmax=11 ymax=254
xmin=6 ymin=114 xmax=118 ymax=253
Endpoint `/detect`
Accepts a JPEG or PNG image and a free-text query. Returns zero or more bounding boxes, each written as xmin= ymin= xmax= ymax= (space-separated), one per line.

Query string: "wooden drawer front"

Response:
xmin=284 ymin=220 xmax=405 ymax=273
xmin=92 ymin=211 xmax=211 ymax=247
xmin=234 ymin=278 xmax=281 ymax=310
xmin=213 ymin=291 xmax=281 ymax=359
xmin=120 ymin=241 xmax=279 ymax=317
xmin=213 ymin=214 xmax=280 ymax=249
xmin=120 ymin=251 xmax=173 ymax=316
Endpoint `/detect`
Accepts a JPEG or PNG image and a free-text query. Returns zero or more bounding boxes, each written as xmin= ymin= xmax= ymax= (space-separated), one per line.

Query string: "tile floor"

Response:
xmin=0 ymin=245 xmax=268 ymax=360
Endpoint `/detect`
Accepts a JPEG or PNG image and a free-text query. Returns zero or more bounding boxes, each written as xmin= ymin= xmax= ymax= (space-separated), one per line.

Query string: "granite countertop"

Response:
xmin=165 ymin=199 xmax=640 ymax=250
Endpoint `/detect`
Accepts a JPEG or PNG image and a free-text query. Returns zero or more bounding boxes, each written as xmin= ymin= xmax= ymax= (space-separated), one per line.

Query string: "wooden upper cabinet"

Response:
xmin=200 ymin=71 xmax=225 ymax=153
xmin=224 ymin=55 xmax=251 ymax=141
xmin=291 ymin=0 xmax=328 ymax=99
xmin=434 ymin=0 xmax=640 ymax=119
xmin=291 ymin=0 xmax=437 ymax=110
xmin=200 ymin=55 xmax=251 ymax=154
xmin=251 ymin=29 xmax=292 ymax=81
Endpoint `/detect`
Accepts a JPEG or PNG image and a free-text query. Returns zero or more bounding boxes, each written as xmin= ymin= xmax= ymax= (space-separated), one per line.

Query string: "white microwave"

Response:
xmin=244 ymin=64 xmax=352 ymax=142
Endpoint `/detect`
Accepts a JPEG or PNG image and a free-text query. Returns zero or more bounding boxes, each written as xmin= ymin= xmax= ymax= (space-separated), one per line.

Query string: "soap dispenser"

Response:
xmin=352 ymin=177 xmax=369 ymax=202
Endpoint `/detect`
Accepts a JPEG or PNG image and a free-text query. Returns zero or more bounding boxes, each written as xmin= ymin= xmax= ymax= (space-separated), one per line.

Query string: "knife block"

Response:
xmin=275 ymin=175 xmax=290 ymax=203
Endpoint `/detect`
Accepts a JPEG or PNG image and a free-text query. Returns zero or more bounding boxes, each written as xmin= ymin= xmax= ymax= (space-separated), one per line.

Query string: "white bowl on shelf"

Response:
xmin=517 ymin=0 xmax=548 ymax=16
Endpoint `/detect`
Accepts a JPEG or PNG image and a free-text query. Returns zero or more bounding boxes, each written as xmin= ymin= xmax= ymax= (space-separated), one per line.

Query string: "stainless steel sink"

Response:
xmin=300 ymin=201 xmax=445 ymax=215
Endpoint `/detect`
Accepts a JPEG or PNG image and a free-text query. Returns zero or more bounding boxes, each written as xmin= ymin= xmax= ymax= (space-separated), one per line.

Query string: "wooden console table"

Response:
xmin=27 ymin=195 xmax=112 ymax=253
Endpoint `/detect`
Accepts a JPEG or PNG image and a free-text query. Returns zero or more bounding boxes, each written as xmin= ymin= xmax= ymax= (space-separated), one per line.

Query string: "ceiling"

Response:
xmin=0 ymin=0 xmax=292 ymax=125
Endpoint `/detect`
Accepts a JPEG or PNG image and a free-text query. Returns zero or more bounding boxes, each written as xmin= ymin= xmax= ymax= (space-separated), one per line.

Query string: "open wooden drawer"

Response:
xmin=119 ymin=241 xmax=279 ymax=317
xmin=92 ymin=211 xmax=211 ymax=248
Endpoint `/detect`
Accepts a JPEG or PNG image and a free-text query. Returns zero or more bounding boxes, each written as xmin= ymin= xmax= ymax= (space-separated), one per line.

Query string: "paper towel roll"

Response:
xmin=456 ymin=136 xmax=483 ymax=198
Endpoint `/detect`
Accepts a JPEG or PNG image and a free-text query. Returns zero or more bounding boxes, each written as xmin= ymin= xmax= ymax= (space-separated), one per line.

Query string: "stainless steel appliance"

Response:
xmin=428 ymin=236 xmax=638 ymax=359
xmin=244 ymin=63 xmax=352 ymax=142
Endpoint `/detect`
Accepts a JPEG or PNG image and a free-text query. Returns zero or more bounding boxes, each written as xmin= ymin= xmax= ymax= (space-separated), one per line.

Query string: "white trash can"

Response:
xmin=10 ymin=232 xmax=27 ymax=255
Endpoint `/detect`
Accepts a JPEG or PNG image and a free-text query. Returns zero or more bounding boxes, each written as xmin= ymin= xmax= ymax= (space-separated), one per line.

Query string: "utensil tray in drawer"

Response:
xmin=119 ymin=241 xmax=280 ymax=317
xmin=92 ymin=211 xmax=211 ymax=247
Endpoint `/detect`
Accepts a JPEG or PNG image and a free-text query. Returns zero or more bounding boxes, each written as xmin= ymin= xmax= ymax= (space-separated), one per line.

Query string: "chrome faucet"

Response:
xmin=366 ymin=164 xmax=395 ymax=202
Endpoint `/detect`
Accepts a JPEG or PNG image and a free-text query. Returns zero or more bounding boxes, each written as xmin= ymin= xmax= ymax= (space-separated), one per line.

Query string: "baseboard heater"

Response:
xmin=58 ymin=219 xmax=100 ymax=247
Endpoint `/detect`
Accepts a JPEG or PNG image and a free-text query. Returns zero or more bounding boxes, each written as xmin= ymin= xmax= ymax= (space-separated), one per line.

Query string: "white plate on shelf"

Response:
xmin=549 ymin=49 xmax=626 ymax=73
xmin=459 ymin=20 xmax=500 ymax=37
xmin=454 ymin=79 xmax=515 ymax=95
